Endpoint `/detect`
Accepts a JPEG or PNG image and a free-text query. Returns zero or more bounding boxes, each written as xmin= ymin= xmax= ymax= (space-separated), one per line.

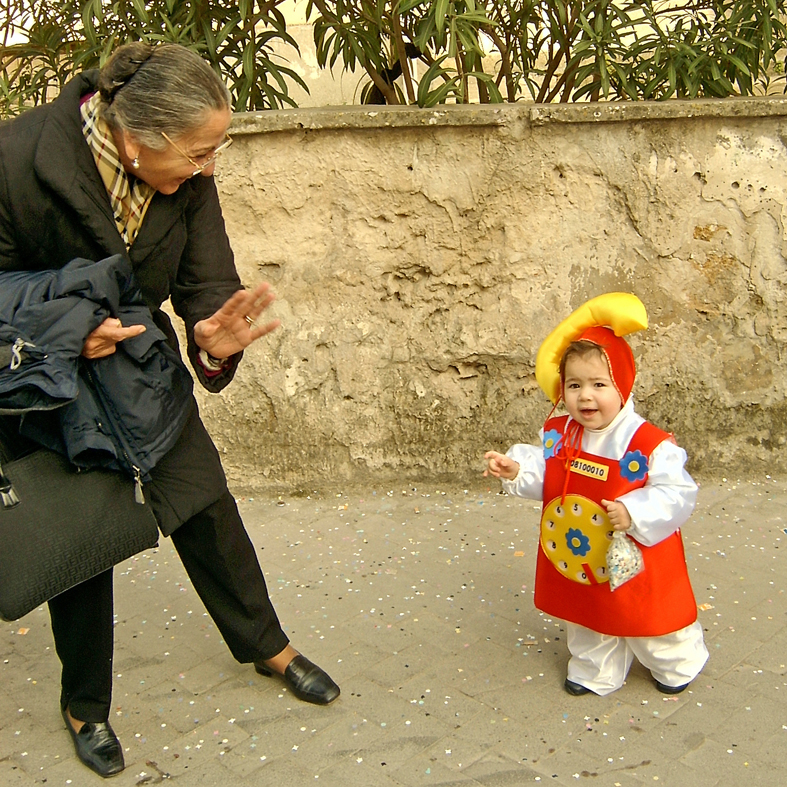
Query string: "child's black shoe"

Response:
xmin=564 ymin=678 xmax=592 ymax=695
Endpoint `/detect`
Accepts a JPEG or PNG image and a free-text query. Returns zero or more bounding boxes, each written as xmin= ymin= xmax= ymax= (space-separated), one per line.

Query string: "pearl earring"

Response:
xmin=132 ymin=156 xmax=140 ymax=169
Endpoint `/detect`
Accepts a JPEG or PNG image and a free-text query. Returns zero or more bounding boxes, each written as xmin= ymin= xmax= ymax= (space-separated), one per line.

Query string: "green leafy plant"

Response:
xmin=2 ymin=0 xmax=786 ymax=112
xmin=0 ymin=0 xmax=307 ymax=115
xmin=307 ymin=0 xmax=503 ymax=105
xmin=306 ymin=0 xmax=787 ymax=105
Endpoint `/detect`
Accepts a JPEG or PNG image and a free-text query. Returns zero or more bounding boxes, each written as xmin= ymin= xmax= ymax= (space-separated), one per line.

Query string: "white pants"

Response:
xmin=566 ymin=620 xmax=709 ymax=696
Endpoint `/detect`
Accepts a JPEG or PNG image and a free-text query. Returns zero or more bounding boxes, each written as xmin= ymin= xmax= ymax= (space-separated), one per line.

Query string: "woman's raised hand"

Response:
xmin=193 ymin=282 xmax=280 ymax=360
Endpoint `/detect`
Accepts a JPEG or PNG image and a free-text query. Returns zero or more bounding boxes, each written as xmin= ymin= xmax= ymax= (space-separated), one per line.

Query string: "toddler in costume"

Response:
xmin=484 ymin=293 xmax=708 ymax=696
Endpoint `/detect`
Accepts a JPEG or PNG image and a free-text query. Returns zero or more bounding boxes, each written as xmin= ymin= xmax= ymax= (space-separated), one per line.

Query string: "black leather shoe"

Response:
xmin=655 ymin=680 xmax=689 ymax=694
xmin=255 ymin=654 xmax=340 ymax=705
xmin=62 ymin=708 xmax=124 ymax=778
xmin=564 ymin=678 xmax=592 ymax=696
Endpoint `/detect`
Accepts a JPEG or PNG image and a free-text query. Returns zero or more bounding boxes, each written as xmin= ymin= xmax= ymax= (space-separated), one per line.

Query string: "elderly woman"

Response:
xmin=0 ymin=42 xmax=339 ymax=778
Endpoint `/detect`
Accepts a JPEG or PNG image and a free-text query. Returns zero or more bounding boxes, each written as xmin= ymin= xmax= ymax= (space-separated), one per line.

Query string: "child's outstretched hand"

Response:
xmin=601 ymin=499 xmax=632 ymax=531
xmin=484 ymin=451 xmax=520 ymax=481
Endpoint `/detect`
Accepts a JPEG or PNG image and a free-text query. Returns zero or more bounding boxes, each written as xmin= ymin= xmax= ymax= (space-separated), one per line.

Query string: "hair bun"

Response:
xmin=97 ymin=41 xmax=154 ymax=103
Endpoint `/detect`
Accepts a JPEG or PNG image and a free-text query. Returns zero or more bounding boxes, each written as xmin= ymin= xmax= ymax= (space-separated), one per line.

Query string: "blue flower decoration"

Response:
xmin=543 ymin=429 xmax=562 ymax=460
xmin=565 ymin=528 xmax=591 ymax=557
xmin=620 ymin=449 xmax=648 ymax=482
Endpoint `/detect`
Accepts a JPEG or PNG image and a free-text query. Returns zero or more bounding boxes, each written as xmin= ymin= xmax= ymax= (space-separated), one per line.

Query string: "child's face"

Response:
xmin=562 ymin=351 xmax=623 ymax=430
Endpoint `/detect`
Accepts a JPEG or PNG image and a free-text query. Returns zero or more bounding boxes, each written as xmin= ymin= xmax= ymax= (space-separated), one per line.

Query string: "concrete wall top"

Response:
xmin=229 ymin=97 xmax=787 ymax=136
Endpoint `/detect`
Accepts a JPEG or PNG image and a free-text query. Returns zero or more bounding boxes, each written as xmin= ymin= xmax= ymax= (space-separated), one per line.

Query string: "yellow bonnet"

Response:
xmin=534 ymin=292 xmax=648 ymax=405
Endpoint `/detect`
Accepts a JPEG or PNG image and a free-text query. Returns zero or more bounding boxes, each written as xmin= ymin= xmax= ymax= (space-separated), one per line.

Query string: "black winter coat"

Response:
xmin=0 ymin=72 xmax=244 ymax=534
xmin=0 ymin=69 xmax=242 ymax=388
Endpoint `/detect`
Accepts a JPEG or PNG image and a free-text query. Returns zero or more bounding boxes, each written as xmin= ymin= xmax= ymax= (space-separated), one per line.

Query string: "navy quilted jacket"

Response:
xmin=0 ymin=255 xmax=193 ymax=492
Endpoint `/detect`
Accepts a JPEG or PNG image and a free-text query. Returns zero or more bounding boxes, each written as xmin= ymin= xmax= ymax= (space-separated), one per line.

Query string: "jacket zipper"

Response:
xmin=82 ymin=360 xmax=147 ymax=504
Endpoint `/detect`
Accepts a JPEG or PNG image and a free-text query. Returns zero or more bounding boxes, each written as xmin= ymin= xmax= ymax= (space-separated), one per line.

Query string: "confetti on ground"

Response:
xmin=1 ymin=478 xmax=784 ymax=784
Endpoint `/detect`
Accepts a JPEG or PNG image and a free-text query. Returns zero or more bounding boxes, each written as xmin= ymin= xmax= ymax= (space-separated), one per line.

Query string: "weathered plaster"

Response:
xmin=192 ymin=98 xmax=787 ymax=492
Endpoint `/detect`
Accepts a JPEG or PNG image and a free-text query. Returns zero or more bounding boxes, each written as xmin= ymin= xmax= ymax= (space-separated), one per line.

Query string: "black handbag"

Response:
xmin=0 ymin=448 xmax=159 ymax=621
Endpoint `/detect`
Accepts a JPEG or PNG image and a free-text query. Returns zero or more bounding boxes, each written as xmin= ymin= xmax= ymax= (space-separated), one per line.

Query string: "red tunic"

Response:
xmin=534 ymin=415 xmax=698 ymax=637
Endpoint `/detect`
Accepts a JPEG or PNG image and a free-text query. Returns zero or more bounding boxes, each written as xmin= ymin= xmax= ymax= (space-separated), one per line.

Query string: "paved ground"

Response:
xmin=2 ymin=473 xmax=786 ymax=786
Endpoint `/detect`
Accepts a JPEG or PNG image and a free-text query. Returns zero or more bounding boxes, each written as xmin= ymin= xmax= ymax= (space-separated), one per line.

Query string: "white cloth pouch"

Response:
xmin=606 ymin=531 xmax=644 ymax=591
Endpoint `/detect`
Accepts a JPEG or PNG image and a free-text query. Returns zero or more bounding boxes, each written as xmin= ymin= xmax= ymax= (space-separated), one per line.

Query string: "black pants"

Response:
xmin=48 ymin=489 xmax=289 ymax=722
xmin=1 ymin=400 xmax=288 ymax=723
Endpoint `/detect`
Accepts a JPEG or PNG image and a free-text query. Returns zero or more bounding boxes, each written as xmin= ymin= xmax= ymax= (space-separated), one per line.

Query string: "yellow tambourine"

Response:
xmin=535 ymin=292 xmax=648 ymax=404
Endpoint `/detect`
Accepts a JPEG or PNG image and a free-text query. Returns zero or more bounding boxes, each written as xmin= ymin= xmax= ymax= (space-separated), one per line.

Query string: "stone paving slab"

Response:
xmin=2 ymin=475 xmax=786 ymax=786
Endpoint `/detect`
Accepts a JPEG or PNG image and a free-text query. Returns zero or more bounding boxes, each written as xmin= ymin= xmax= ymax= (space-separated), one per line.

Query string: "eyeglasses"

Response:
xmin=161 ymin=131 xmax=233 ymax=176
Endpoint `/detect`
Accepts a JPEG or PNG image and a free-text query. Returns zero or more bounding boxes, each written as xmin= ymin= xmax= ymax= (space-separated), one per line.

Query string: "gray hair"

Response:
xmin=98 ymin=42 xmax=231 ymax=150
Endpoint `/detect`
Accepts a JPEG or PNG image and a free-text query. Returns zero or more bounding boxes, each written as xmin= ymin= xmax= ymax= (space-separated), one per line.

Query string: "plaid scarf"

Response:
xmin=80 ymin=93 xmax=155 ymax=250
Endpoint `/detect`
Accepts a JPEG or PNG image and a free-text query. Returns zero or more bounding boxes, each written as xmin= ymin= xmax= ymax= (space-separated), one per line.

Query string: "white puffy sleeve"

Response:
xmin=500 ymin=438 xmax=546 ymax=502
xmin=618 ymin=439 xmax=698 ymax=546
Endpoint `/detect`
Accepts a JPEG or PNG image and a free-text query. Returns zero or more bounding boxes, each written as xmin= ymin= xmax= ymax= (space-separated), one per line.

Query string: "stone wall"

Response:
xmin=197 ymin=98 xmax=787 ymax=493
